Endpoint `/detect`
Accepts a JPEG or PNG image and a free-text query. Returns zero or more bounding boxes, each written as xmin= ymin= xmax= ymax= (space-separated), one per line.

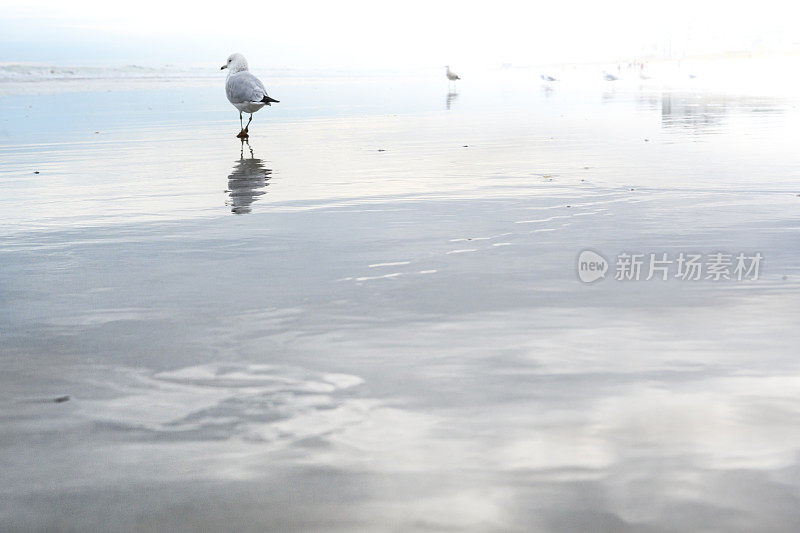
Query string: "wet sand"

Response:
xmin=2 ymin=69 xmax=800 ymax=531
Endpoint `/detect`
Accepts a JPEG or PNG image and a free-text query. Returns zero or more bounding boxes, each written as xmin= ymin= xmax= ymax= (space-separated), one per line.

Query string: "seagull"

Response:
xmin=603 ymin=72 xmax=618 ymax=81
xmin=446 ymin=65 xmax=460 ymax=87
xmin=221 ymin=53 xmax=279 ymax=139
xmin=540 ymin=74 xmax=557 ymax=82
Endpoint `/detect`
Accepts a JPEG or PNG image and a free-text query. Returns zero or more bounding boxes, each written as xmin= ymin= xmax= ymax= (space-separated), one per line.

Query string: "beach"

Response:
xmin=2 ymin=65 xmax=800 ymax=531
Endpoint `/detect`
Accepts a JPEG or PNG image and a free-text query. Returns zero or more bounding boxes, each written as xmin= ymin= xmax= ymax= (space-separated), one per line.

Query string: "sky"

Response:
xmin=1 ymin=0 xmax=799 ymax=70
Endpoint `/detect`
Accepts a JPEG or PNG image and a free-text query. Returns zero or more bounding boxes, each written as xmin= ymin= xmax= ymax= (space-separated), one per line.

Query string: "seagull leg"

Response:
xmin=237 ymin=112 xmax=252 ymax=139
xmin=236 ymin=113 xmax=252 ymax=138
xmin=236 ymin=111 xmax=249 ymax=138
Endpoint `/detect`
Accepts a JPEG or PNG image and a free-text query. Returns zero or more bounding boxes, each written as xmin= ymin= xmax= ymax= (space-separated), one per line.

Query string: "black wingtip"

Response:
xmin=262 ymin=96 xmax=280 ymax=104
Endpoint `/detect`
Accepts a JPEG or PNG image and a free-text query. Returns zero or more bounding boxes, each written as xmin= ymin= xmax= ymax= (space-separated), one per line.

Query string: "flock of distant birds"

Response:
xmin=542 ymin=70 xmax=654 ymax=82
xmin=222 ymin=53 xmax=684 ymax=138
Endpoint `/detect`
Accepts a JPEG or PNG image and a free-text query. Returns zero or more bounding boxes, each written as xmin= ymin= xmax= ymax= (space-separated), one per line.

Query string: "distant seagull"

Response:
xmin=604 ymin=72 xmax=618 ymax=81
xmin=446 ymin=65 xmax=460 ymax=87
xmin=540 ymin=74 xmax=557 ymax=82
xmin=221 ymin=53 xmax=279 ymax=139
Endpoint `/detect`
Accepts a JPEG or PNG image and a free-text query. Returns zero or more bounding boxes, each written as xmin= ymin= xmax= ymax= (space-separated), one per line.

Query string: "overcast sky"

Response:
xmin=1 ymin=0 xmax=798 ymax=70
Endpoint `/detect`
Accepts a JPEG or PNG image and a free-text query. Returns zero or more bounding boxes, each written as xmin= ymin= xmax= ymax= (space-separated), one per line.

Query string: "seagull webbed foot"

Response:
xmin=236 ymin=128 xmax=249 ymax=139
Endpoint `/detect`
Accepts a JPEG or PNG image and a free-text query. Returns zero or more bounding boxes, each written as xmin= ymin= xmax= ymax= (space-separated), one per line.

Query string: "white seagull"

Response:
xmin=221 ymin=53 xmax=279 ymax=138
xmin=446 ymin=65 xmax=460 ymax=87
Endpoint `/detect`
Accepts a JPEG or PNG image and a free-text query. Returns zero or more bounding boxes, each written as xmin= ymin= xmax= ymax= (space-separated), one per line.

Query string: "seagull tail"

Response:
xmin=262 ymin=95 xmax=280 ymax=105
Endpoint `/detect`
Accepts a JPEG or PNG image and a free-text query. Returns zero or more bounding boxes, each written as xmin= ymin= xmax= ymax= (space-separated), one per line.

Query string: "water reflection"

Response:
xmin=634 ymin=90 xmax=660 ymax=112
xmin=445 ymin=90 xmax=458 ymax=110
xmin=226 ymin=140 xmax=271 ymax=215
xmin=659 ymin=92 xmax=784 ymax=134
xmin=601 ymin=88 xmax=617 ymax=103
xmin=661 ymin=93 xmax=727 ymax=132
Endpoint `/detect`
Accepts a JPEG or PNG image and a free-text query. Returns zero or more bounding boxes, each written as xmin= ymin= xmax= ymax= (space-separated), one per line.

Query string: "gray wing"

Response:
xmin=226 ymin=72 xmax=269 ymax=104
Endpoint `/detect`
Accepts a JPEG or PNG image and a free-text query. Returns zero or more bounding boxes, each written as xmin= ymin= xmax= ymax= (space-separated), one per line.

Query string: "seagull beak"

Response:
xmin=220 ymin=65 xmax=227 ymax=70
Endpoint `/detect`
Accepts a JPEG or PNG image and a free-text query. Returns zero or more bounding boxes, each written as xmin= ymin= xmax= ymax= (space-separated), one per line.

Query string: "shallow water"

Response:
xmin=2 ymin=69 xmax=800 ymax=531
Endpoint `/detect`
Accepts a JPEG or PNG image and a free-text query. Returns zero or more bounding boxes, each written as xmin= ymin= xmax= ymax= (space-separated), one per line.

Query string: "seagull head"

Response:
xmin=221 ymin=53 xmax=248 ymax=73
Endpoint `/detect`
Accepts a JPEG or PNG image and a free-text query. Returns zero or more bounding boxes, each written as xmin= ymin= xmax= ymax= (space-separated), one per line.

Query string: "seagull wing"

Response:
xmin=226 ymin=72 xmax=270 ymax=104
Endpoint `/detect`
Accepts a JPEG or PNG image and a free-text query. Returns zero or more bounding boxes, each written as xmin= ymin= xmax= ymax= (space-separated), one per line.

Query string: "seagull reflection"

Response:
xmin=226 ymin=140 xmax=271 ymax=215
xmin=446 ymin=90 xmax=458 ymax=110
